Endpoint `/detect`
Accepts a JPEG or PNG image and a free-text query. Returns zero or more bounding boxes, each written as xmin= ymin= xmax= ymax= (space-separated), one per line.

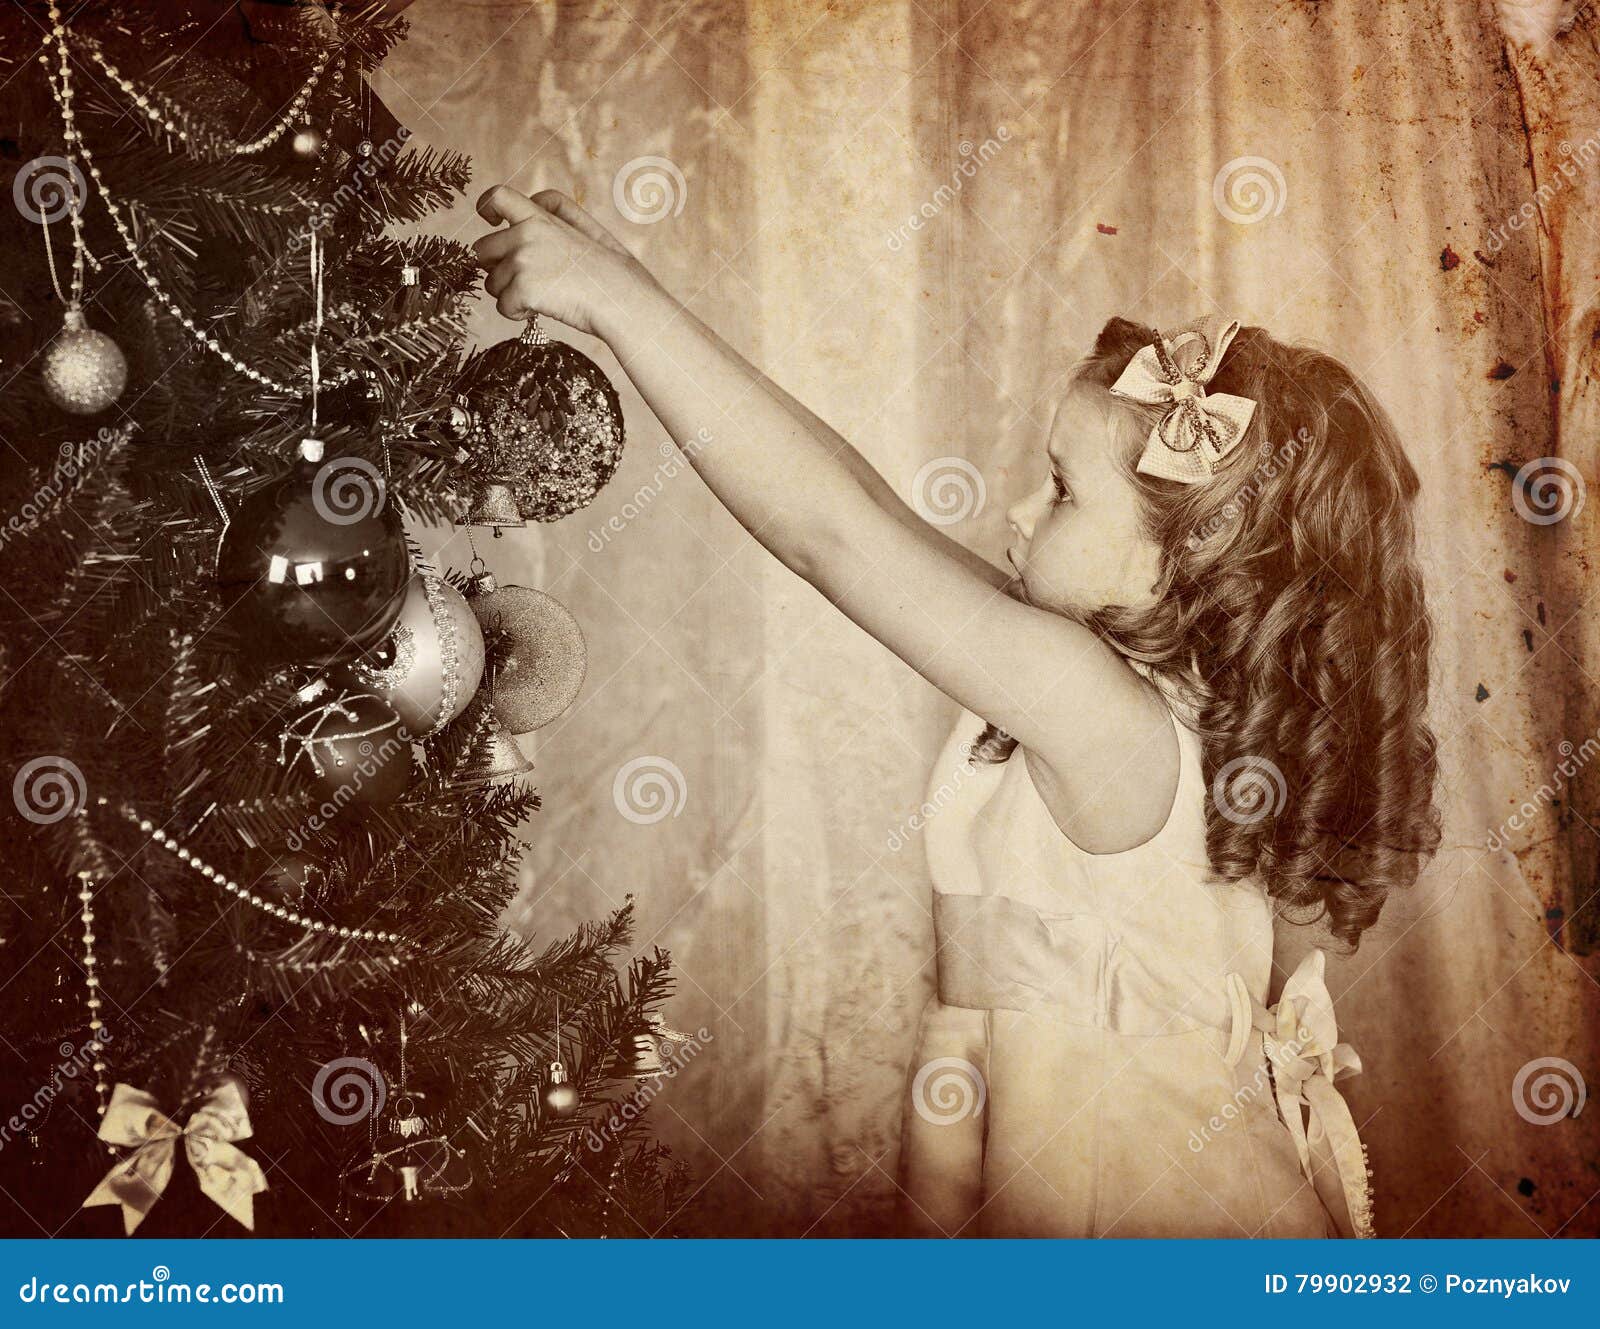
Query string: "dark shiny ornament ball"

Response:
xmin=455 ymin=329 xmax=625 ymax=523
xmin=280 ymin=685 xmax=412 ymax=806
xmin=252 ymin=850 xmax=323 ymax=901
xmin=216 ymin=441 xmax=409 ymax=665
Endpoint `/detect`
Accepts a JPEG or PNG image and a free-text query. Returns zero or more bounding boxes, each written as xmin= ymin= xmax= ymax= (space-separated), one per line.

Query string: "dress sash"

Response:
xmin=934 ymin=890 xmax=1375 ymax=1237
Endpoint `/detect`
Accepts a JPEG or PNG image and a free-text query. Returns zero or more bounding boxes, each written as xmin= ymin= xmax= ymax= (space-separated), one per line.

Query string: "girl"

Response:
xmin=472 ymin=186 xmax=1441 ymax=1239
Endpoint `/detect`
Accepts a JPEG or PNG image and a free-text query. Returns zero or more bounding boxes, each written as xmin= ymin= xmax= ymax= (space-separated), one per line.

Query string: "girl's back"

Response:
xmin=901 ymin=702 xmax=1362 ymax=1238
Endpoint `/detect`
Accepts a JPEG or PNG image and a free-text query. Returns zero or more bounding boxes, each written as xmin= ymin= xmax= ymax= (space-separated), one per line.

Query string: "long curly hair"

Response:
xmin=977 ymin=317 xmax=1440 ymax=947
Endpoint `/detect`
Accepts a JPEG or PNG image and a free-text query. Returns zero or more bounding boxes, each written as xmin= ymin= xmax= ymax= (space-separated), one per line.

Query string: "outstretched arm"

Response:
xmin=472 ymin=186 xmax=1162 ymax=790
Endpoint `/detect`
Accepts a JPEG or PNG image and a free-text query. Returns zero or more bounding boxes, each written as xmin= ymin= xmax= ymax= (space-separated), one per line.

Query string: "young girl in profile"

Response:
xmin=472 ymin=185 xmax=1441 ymax=1239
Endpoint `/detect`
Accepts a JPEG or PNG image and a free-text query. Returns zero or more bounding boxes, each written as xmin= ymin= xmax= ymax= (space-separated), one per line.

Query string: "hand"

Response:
xmin=472 ymin=185 xmax=656 ymax=341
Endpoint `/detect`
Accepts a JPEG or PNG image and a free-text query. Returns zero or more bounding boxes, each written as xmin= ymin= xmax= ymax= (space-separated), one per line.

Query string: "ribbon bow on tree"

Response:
xmin=1108 ymin=315 xmax=1258 ymax=484
xmin=83 ymin=1081 xmax=268 ymax=1235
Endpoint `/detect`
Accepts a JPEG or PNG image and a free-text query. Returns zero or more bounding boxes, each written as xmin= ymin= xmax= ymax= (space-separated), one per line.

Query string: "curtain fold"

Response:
xmin=388 ymin=0 xmax=1599 ymax=1236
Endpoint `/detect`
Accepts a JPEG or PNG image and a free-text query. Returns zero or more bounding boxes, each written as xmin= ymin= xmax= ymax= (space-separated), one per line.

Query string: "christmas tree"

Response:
xmin=0 ymin=0 xmax=687 ymax=1237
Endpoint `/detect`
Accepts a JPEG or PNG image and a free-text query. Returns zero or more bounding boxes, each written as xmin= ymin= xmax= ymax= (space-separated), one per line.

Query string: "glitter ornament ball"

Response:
xmin=345 ymin=571 xmax=485 ymax=738
xmin=454 ymin=319 xmax=625 ymax=523
xmin=465 ymin=573 xmax=586 ymax=734
xmin=216 ymin=439 xmax=410 ymax=666
xmin=41 ymin=309 xmax=128 ymax=415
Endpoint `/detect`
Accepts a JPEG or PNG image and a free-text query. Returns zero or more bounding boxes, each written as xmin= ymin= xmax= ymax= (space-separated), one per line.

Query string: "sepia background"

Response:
xmin=382 ymin=0 xmax=1600 ymax=1235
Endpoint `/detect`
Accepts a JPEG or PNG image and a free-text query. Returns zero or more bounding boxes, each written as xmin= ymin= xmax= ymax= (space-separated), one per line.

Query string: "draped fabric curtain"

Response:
xmin=385 ymin=0 xmax=1599 ymax=1236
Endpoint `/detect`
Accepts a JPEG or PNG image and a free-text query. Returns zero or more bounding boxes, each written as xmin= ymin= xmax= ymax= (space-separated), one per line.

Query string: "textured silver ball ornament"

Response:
xmin=42 ymin=309 xmax=127 ymax=415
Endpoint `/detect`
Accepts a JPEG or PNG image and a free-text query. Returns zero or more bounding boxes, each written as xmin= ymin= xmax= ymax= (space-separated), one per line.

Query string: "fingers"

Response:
xmin=484 ymin=262 xmax=531 ymax=319
xmin=531 ymin=189 xmax=632 ymax=256
xmin=494 ymin=289 xmax=533 ymax=321
xmin=472 ymin=225 xmax=523 ymax=265
xmin=483 ymin=261 xmax=514 ymax=299
xmin=476 ymin=184 xmax=540 ymax=227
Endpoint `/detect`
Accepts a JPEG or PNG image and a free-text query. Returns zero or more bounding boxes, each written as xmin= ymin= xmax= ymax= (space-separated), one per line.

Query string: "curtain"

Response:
xmin=385 ymin=0 xmax=1600 ymax=1237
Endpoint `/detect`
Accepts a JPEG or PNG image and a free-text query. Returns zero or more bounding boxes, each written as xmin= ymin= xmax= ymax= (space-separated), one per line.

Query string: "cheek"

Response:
xmin=1029 ymin=502 xmax=1156 ymax=603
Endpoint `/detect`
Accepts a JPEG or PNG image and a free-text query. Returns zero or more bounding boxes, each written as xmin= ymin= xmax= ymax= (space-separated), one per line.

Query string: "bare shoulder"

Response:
xmin=1019 ymin=665 xmax=1181 ymax=854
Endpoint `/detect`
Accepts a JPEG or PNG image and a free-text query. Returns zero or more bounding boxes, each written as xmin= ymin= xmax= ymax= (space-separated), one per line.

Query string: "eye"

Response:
xmin=1052 ymin=473 xmax=1073 ymax=504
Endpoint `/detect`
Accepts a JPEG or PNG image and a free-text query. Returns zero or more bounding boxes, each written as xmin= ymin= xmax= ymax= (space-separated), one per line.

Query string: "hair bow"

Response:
xmin=1108 ymin=316 xmax=1257 ymax=484
xmin=82 ymin=1080 xmax=268 ymax=1235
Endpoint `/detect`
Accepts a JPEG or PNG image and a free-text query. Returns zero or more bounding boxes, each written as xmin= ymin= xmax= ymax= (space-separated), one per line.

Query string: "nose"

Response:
xmin=1006 ymin=498 xmax=1029 ymax=541
xmin=1007 ymin=483 xmax=1044 ymax=542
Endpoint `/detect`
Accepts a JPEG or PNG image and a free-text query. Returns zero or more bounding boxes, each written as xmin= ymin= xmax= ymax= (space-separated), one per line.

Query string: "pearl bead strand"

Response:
xmin=41 ymin=8 xmax=358 ymax=396
xmin=41 ymin=4 xmax=85 ymax=309
xmin=75 ymin=871 xmax=112 ymax=1123
xmin=108 ymin=799 xmax=408 ymax=952
xmin=73 ymin=33 xmax=338 ymax=158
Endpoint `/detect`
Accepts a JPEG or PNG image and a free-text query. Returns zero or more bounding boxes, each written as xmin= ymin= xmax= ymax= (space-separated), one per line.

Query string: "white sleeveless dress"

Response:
xmin=898 ymin=704 xmax=1375 ymax=1238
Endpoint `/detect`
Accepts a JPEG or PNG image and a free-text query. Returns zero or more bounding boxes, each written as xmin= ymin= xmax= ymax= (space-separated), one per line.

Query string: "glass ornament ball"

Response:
xmin=465 ymin=573 xmax=586 ymax=734
xmin=215 ymin=440 xmax=410 ymax=666
xmin=345 ymin=571 xmax=485 ymax=738
xmin=41 ymin=309 xmax=127 ymax=415
xmin=453 ymin=323 xmax=625 ymax=523
xmin=279 ymin=684 xmax=412 ymax=806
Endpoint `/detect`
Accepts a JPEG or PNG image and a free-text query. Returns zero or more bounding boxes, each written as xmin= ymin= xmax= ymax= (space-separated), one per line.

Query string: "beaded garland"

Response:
xmin=75 ymin=870 xmax=112 ymax=1124
xmin=106 ymin=799 xmax=409 ymax=951
xmin=73 ymin=33 xmax=339 ymax=159
xmin=39 ymin=5 xmax=361 ymax=397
